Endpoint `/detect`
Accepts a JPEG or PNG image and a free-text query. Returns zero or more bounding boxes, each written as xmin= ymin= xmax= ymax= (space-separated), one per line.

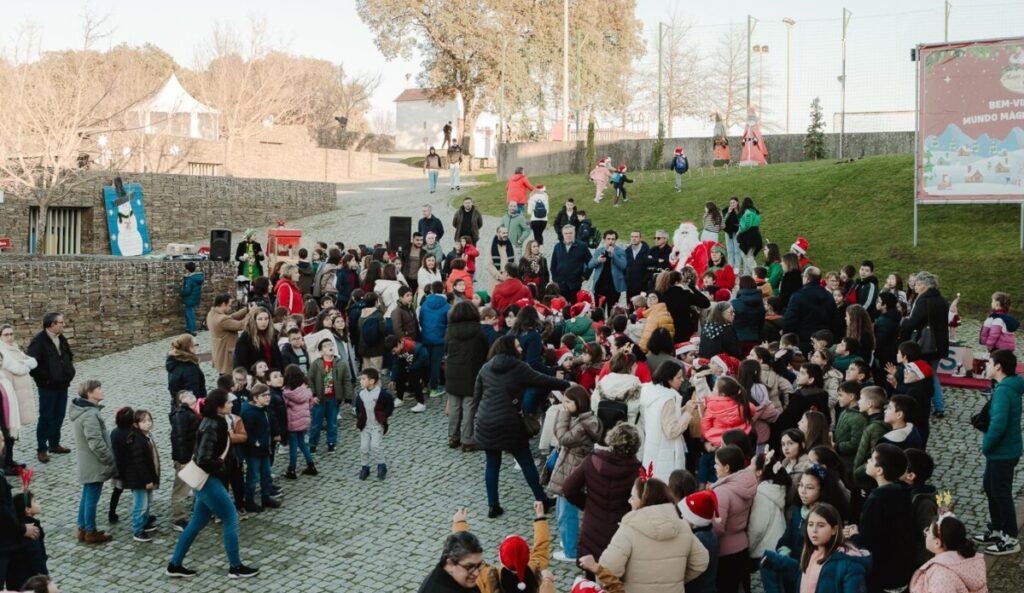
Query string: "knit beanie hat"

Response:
xmin=679 ymin=489 xmax=719 ymax=527
xmin=498 ymin=535 xmax=530 ymax=590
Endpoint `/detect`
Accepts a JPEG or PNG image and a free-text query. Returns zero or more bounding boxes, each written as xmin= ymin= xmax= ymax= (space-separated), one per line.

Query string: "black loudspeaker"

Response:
xmin=210 ymin=229 xmax=232 ymax=262
xmin=388 ymin=217 xmax=412 ymax=252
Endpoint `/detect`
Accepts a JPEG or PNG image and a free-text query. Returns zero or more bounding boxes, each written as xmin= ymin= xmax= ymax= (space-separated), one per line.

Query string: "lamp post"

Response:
xmin=746 ymin=15 xmax=758 ymax=109
xmin=562 ymin=0 xmax=570 ymax=142
xmin=839 ymin=8 xmax=852 ymax=158
xmin=753 ymin=45 xmax=769 ymax=111
xmin=658 ymin=22 xmax=666 ymax=137
xmin=783 ymin=17 xmax=795 ymax=133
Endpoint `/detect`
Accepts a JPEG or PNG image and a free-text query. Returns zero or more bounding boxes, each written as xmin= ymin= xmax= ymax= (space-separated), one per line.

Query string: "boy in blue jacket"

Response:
xmin=179 ymin=262 xmax=204 ymax=336
xmin=240 ymin=385 xmax=280 ymax=513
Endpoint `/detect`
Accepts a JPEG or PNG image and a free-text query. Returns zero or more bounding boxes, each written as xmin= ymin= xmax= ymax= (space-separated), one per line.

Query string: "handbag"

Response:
xmin=915 ymin=326 xmax=937 ymax=356
xmin=971 ymin=398 xmax=991 ymax=433
xmin=522 ymin=413 xmax=542 ymax=438
xmin=177 ymin=430 xmax=231 ymax=490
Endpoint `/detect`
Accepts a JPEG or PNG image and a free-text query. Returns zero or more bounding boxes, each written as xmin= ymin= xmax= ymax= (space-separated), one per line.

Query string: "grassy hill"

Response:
xmin=462 ymin=155 xmax=1024 ymax=315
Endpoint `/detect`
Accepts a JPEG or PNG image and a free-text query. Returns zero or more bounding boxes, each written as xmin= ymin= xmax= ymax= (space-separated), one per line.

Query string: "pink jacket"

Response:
xmin=712 ymin=466 xmax=757 ymax=556
xmin=980 ymin=311 xmax=1018 ymax=352
xmin=283 ymin=384 xmax=314 ymax=432
xmin=589 ymin=165 xmax=611 ymax=186
xmin=701 ymin=395 xmax=756 ymax=446
xmin=910 ymin=551 xmax=988 ymax=593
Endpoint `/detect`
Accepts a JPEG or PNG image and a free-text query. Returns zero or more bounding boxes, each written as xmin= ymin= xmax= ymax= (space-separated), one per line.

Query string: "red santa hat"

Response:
xmin=576 ymin=290 xmax=595 ymax=305
xmin=675 ymin=342 xmax=697 ymax=356
xmin=571 ymin=577 xmax=607 ymax=593
xmin=514 ymin=297 xmax=533 ymax=310
xmin=569 ymin=301 xmax=591 ymax=318
xmin=906 ymin=360 xmax=934 ymax=381
xmin=550 ymin=296 xmax=568 ymax=313
xmin=498 ymin=535 xmax=530 ymax=590
xmin=791 ymin=236 xmax=809 ymax=255
xmin=695 ymin=357 xmax=711 ymax=370
xmin=711 ymin=353 xmax=740 ymax=376
xmin=618 ymin=164 xmax=627 ymax=172
xmin=714 ymin=289 xmax=732 ymax=302
xmin=557 ymin=351 xmax=576 ymax=367
xmin=675 ymin=147 xmax=684 ymax=155
xmin=535 ymin=184 xmax=546 ymax=191
xmin=679 ymin=490 xmax=719 ymax=527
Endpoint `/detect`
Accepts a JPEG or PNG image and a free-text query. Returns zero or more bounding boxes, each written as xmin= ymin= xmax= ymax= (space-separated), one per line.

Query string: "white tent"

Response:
xmin=129 ymin=72 xmax=219 ymax=140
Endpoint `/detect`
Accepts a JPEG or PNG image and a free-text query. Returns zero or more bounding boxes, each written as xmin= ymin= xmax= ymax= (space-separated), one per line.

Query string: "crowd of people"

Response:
xmin=0 ymin=167 xmax=1019 ymax=592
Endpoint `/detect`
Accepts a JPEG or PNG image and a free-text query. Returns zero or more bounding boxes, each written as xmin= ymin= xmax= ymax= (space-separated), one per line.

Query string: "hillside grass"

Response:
xmin=462 ymin=155 xmax=1024 ymax=316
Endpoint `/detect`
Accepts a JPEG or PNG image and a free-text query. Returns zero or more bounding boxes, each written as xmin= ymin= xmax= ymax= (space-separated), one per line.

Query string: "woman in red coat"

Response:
xmin=275 ymin=264 xmax=303 ymax=316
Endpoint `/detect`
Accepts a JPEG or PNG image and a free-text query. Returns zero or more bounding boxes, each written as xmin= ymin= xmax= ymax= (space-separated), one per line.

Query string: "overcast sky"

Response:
xmin=2 ymin=0 xmax=1020 ymax=135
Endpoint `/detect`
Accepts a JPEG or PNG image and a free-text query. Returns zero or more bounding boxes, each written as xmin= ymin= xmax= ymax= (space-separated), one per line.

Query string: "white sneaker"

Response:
xmin=411 ymin=403 xmax=427 ymax=413
xmin=393 ymin=397 xmax=404 ymax=408
xmin=552 ymin=549 xmax=576 ymax=563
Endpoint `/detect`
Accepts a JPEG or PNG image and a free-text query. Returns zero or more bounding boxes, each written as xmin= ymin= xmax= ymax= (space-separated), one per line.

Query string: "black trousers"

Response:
xmin=530 ymin=221 xmax=547 ymax=245
xmin=717 ymin=549 xmax=748 ymax=593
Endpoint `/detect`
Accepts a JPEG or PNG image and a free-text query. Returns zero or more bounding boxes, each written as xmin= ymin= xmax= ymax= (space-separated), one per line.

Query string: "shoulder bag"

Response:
xmin=177 ymin=431 xmax=231 ymax=490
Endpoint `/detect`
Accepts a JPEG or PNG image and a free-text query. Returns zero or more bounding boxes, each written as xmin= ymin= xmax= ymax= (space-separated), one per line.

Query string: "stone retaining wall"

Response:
xmin=497 ymin=131 xmax=916 ymax=178
xmin=0 ymin=172 xmax=337 ymax=255
xmin=0 ymin=256 xmax=234 ymax=360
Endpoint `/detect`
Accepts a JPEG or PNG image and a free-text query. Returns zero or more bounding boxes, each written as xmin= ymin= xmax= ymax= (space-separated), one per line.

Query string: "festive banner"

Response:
xmin=917 ymin=37 xmax=1024 ymax=203
xmin=103 ymin=182 xmax=152 ymax=256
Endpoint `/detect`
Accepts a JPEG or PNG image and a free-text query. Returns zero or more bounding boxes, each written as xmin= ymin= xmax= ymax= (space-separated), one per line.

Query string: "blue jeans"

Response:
xmin=37 ymin=386 xmax=68 ymax=452
xmin=522 ymin=388 xmax=542 ymax=415
xmin=984 ymin=457 xmax=1019 ymax=537
xmin=288 ymin=431 xmax=314 ymax=469
xmin=484 ymin=446 xmax=547 ymax=508
xmin=77 ymin=482 xmax=103 ymax=531
xmin=131 ymin=489 xmax=152 ymax=535
xmin=450 ymin=165 xmax=461 ymax=188
xmin=556 ymin=496 xmax=580 ymax=557
xmin=309 ymin=399 xmax=339 ymax=447
xmin=170 ymin=478 xmax=241 ymax=567
xmin=698 ymin=452 xmax=718 ymax=484
xmin=725 ymin=234 xmax=740 ymax=270
xmin=428 ymin=170 xmax=439 ymax=192
xmin=930 ymin=359 xmax=945 ymax=413
xmin=426 ymin=343 xmax=444 ymax=390
xmin=183 ymin=305 xmax=197 ymax=334
xmin=245 ymin=455 xmax=274 ymax=502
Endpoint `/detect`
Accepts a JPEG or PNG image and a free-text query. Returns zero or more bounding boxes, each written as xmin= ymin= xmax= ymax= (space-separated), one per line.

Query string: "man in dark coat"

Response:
xmin=782 ymin=267 xmax=838 ymax=354
xmin=643 ymin=229 xmax=674 ymax=292
xmin=550 ymin=226 xmax=591 ymax=304
xmin=26 ymin=312 xmax=76 ymax=464
xmin=451 ymin=197 xmax=483 ymax=245
xmin=417 ymin=205 xmax=445 ymax=245
xmin=624 ymin=230 xmax=650 ymax=301
xmin=899 ymin=271 xmax=950 ymax=416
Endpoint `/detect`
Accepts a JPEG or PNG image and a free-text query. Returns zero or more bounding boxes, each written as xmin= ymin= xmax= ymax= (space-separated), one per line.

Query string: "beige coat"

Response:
xmin=0 ymin=340 xmax=38 ymax=422
xmin=547 ymin=409 xmax=601 ymax=496
xmin=207 ymin=307 xmax=250 ymax=374
xmin=598 ymin=503 xmax=709 ymax=593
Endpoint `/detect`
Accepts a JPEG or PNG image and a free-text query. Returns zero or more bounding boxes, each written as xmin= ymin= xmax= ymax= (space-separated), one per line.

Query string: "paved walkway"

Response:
xmin=10 ymin=166 xmax=1024 ymax=591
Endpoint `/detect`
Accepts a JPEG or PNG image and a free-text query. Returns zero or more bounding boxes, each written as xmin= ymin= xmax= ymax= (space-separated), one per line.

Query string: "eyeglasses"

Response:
xmin=456 ymin=561 xmax=483 ymax=574
xmin=655 ymin=237 xmax=667 ymax=241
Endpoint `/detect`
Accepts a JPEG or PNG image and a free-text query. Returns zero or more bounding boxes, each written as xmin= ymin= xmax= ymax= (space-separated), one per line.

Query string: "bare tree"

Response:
xmin=189 ymin=19 xmax=315 ymax=175
xmin=661 ymin=13 xmax=704 ymax=137
xmin=705 ymin=25 xmax=747 ymax=131
xmin=0 ymin=14 xmax=141 ymax=254
xmin=370 ymin=109 xmax=396 ymax=136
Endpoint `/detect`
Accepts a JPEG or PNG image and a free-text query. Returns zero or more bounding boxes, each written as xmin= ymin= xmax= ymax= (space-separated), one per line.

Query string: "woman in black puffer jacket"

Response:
xmin=166 ymin=390 xmax=257 ymax=578
xmin=444 ymin=302 xmax=489 ymax=450
xmin=474 ymin=335 xmax=569 ymax=519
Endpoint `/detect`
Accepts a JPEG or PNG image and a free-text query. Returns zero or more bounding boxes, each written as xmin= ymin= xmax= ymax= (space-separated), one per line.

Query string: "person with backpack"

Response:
xmin=610 ymin=165 xmax=633 ymax=207
xmin=526 ymin=185 xmax=550 ymax=246
xmin=358 ymin=293 xmax=387 ymax=372
xmin=670 ymin=147 xmax=690 ymax=192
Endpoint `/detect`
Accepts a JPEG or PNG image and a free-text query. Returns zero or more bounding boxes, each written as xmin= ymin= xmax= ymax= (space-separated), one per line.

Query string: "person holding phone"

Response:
xmin=587 ymin=230 xmax=627 ymax=315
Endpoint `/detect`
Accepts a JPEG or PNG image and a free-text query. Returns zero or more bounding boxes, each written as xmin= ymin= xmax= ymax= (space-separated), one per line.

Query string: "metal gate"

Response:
xmin=27 ymin=207 xmax=83 ymax=255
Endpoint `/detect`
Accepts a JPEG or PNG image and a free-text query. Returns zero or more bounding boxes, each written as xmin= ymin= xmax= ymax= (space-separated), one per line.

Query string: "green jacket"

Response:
xmin=854 ymin=413 xmax=890 ymax=472
xmin=564 ymin=316 xmax=596 ymax=344
xmin=767 ymin=262 xmax=783 ymax=296
xmin=738 ymin=209 xmax=762 ymax=234
xmin=983 ymin=375 xmax=1024 ymax=460
xmin=70 ymin=398 xmax=117 ymax=484
xmin=309 ymin=356 xmax=354 ymax=402
xmin=500 ymin=212 xmax=531 ymax=251
xmin=834 ymin=408 xmax=868 ymax=464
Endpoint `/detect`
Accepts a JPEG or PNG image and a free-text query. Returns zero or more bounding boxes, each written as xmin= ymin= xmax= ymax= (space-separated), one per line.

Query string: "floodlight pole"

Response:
xmin=839 ymin=8 xmax=852 ymax=159
xmin=746 ymin=15 xmax=758 ymax=108
xmin=944 ymin=1 xmax=951 ymax=42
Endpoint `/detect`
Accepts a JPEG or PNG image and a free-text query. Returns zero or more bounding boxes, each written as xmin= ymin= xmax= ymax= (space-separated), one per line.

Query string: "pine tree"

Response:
xmin=649 ymin=122 xmax=666 ymax=170
xmin=804 ymin=97 xmax=826 ymax=160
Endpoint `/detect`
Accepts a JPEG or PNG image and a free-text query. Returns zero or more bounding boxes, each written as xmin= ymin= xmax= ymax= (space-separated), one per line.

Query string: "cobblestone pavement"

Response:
xmin=10 ymin=169 xmax=1024 ymax=591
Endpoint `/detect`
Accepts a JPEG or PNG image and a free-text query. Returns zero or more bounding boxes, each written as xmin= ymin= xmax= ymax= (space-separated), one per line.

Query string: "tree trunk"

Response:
xmin=463 ymin=105 xmax=479 ymax=172
xmin=33 ymin=198 xmax=48 ymax=256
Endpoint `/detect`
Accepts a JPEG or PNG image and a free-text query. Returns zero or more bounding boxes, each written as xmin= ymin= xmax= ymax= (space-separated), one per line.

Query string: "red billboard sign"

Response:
xmin=916 ymin=37 xmax=1024 ymax=203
